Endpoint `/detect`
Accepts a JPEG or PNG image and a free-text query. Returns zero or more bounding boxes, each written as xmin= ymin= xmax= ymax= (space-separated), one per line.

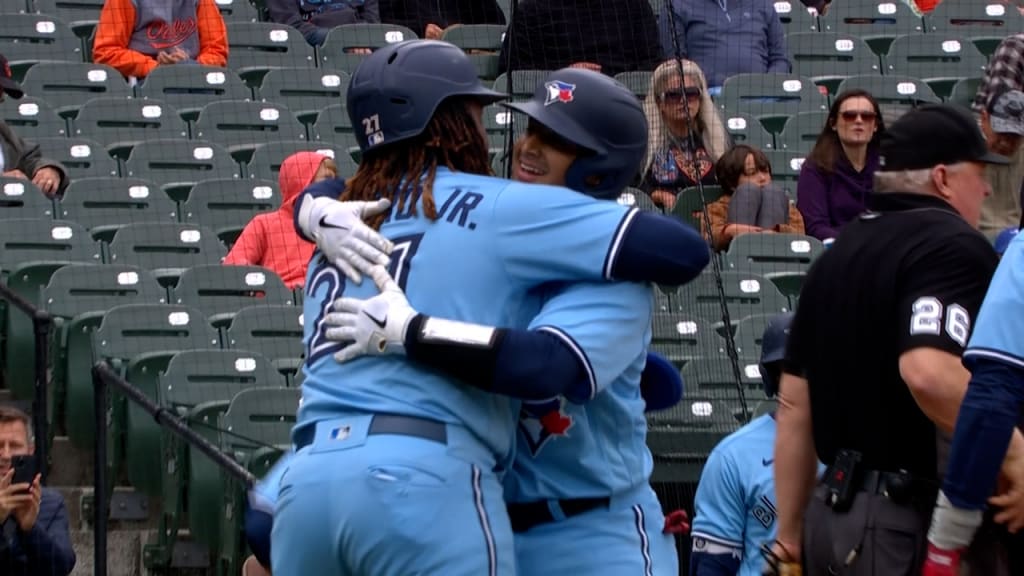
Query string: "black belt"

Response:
xmin=858 ymin=469 xmax=937 ymax=510
xmin=294 ymin=413 xmax=447 ymax=450
xmin=507 ymin=497 xmax=610 ymax=534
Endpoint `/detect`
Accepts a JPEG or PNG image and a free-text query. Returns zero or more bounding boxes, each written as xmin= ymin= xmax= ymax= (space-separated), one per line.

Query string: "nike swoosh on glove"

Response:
xmin=322 ymin=266 xmax=418 ymax=362
xmin=297 ymin=195 xmax=395 ymax=284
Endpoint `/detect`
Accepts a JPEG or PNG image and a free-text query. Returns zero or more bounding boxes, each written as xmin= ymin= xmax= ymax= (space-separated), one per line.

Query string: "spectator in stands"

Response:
xmin=267 ymin=0 xmax=380 ymax=47
xmin=796 ymin=89 xmax=884 ymax=242
xmin=92 ymin=0 xmax=229 ymax=81
xmin=224 ymin=152 xmax=337 ymax=289
xmin=0 ymin=56 xmax=67 ymax=198
xmin=0 ymin=406 xmax=74 ymax=576
xmin=975 ymin=48 xmax=1024 ymax=237
xmin=380 ymin=0 xmax=505 ymax=40
xmin=658 ymin=0 xmax=791 ymax=94
xmin=700 ymin=144 xmax=804 ymax=251
xmin=641 ymin=59 xmax=728 ymax=210
xmin=498 ymin=0 xmax=663 ymax=77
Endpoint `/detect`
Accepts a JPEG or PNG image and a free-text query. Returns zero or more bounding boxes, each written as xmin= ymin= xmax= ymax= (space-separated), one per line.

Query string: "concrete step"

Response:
xmin=70 ymin=528 xmax=144 ymax=576
xmin=50 ymin=435 xmax=91 ymax=486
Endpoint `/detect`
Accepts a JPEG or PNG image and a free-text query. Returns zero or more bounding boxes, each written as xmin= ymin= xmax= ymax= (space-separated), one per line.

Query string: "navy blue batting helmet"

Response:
xmin=502 ymin=68 xmax=648 ymax=200
xmin=759 ymin=312 xmax=794 ymax=398
xmin=346 ymin=40 xmax=506 ymax=153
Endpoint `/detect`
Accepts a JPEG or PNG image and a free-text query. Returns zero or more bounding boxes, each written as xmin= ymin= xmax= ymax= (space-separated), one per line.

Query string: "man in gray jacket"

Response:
xmin=0 ymin=54 xmax=67 ymax=197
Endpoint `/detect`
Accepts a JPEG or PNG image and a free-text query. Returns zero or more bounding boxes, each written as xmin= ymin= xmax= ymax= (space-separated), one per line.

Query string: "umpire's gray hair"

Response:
xmin=873 ymin=163 xmax=968 ymax=195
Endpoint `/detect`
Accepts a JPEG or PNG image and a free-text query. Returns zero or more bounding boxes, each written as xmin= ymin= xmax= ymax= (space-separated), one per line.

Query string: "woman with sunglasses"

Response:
xmin=796 ymin=89 xmax=886 ymax=242
xmin=640 ymin=59 xmax=730 ymax=210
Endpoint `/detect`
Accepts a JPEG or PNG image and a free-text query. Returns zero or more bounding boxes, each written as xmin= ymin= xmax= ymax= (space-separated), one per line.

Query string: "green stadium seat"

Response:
xmin=835 ymin=74 xmax=941 ymax=122
xmin=72 ymin=97 xmax=188 ymax=157
xmin=224 ymin=304 xmax=304 ymax=375
xmin=679 ymin=357 xmax=763 ymax=397
xmin=786 ymin=32 xmax=882 ymax=94
xmin=613 ymin=70 xmax=654 ymax=100
xmin=653 ymin=288 xmax=673 ymax=314
xmin=718 ymin=73 xmax=829 ymax=133
xmin=136 ymin=66 xmax=252 ymax=122
xmin=0 ymin=177 xmax=53 ymax=220
xmin=0 ymin=97 xmax=68 ymax=139
xmin=763 ymin=149 xmax=806 ymax=198
xmin=34 ymin=137 xmax=119 ymax=179
xmin=193 ymin=100 xmax=307 ymax=160
xmin=181 ymin=177 xmax=279 ymax=244
xmin=0 ymin=14 xmax=80 ymax=74
xmin=773 ymin=0 xmax=822 ymax=35
xmin=106 ymin=222 xmax=227 ymax=281
xmin=884 ymin=34 xmax=988 ymax=98
xmin=616 ymin=187 xmax=660 ymax=212
xmin=731 ymin=314 xmax=775 ymax=359
xmin=441 ymin=24 xmax=505 ymax=80
xmin=818 ymin=0 xmax=925 ymax=54
xmin=215 ymin=0 xmax=259 ymax=22
xmin=256 ymin=67 xmax=349 ymax=124
xmin=947 ymin=77 xmax=983 ymax=108
xmin=925 ymin=0 xmax=1023 ymax=57
xmin=651 ymin=313 xmax=722 ymax=368
xmin=723 ymin=111 xmax=776 ymax=150
xmin=493 ymin=69 xmax=550 ymax=100
xmin=481 ymin=103 xmax=514 ymax=153
xmin=57 ymin=177 xmax=177 ymax=241
xmin=674 ymin=271 xmax=791 ymax=328
xmin=776 ymin=110 xmax=828 ymax=153
xmin=225 ymin=22 xmax=316 ymax=80
xmin=646 ymin=395 xmax=739 ymax=481
xmin=319 ymin=24 xmax=418 ymax=73
xmin=724 ymin=233 xmax=823 ymax=297
xmin=310 ymin=104 xmax=362 ymax=162
xmin=246 ymin=140 xmax=356 ymax=182
xmin=31 ymin=0 xmax=104 ymax=37
xmin=172 ymin=264 xmax=293 ymax=325
xmin=20 ymin=62 xmax=130 ymax=115
xmin=290 ymin=363 xmax=305 ymax=387
xmin=123 ymin=139 xmax=240 ymax=201
xmin=0 ymin=218 xmax=99 ymax=278
xmin=670 ymin=185 xmax=725 ymax=232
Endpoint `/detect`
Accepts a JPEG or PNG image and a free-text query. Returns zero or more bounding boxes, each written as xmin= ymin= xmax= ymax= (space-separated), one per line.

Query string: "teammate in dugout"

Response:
xmin=769 ymin=104 xmax=1024 ymax=576
xmin=271 ymin=40 xmax=711 ymax=576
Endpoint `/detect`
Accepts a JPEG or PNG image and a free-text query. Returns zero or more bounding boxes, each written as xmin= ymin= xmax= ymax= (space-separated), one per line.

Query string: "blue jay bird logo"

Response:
xmin=544 ymin=80 xmax=576 ymax=106
xmin=518 ymin=397 xmax=574 ymax=455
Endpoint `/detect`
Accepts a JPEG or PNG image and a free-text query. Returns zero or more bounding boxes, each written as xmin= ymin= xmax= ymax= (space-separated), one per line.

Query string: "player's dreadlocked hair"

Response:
xmin=341 ymin=97 xmax=492 ymax=231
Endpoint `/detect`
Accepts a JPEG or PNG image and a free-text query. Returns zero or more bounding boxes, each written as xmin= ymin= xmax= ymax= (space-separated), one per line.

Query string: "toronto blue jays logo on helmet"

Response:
xmin=544 ymin=80 xmax=576 ymax=106
xmin=518 ymin=397 xmax=574 ymax=455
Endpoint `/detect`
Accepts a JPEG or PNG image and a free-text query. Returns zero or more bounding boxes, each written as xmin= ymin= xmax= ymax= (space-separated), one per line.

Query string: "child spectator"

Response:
xmin=701 ymin=144 xmax=804 ymax=251
xmin=224 ymin=152 xmax=337 ymax=289
xmin=92 ymin=0 xmax=228 ymax=81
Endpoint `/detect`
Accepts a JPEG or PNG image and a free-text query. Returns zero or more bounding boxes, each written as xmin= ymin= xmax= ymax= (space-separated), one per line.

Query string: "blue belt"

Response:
xmin=294 ymin=413 xmax=448 ymax=450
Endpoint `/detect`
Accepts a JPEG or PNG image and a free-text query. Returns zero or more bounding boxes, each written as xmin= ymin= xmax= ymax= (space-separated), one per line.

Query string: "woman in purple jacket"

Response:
xmin=796 ymin=89 xmax=886 ymax=241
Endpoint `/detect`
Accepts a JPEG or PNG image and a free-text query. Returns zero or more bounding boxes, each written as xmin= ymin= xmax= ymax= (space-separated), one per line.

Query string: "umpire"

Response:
xmin=767 ymin=103 xmax=1024 ymax=575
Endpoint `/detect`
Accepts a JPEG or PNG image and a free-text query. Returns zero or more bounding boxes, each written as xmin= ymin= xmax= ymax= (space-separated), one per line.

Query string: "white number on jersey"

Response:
xmin=909 ymin=296 xmax=971 ymax=346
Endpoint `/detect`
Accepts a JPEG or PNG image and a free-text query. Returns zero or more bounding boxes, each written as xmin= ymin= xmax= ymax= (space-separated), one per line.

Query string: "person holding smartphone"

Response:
xmin=0 ymin=406 xmax=74 ymax=576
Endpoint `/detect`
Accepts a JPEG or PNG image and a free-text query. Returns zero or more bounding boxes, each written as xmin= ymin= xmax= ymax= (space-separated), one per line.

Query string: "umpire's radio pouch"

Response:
xmin=824 ymin=449 xmax=862 ymax=513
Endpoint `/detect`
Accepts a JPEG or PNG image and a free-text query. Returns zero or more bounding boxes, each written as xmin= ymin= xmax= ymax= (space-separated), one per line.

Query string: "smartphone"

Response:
xmin=10 ymin=455 xmax=37 ymax=488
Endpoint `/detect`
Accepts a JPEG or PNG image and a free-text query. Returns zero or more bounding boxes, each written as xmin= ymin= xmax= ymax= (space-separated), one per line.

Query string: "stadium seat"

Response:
xmin=772 ymin=0 xmax=821 ymax=35
xmin=181 ymin=177 xmax=280 ymax=244
xmin=718 ymin=73 xmax=829 ymax=133
xmin=255 ymin=67 xmax=349 ymax=124
xmin=0 ymin=177 xmax=53 ymax=220
xmin=136 ymin=66 xmax=252 ymax=121
xmin=319 ymin=23 xmax=418 ymax=73
xmin=20 ymin=62 xmax=129 ymax=116
xmin=947 ymin=77 xmax=983 ymax=108
xmin=730 ymin=314 xmax=772 ymax=359
xmin=818 ymin=0 xmax=925 ymax=54
xmin=925 ymin=0 xmax=1022 ymax=57
xmin=0 ymin=218 xmax=99 ymax=278
xmin=673 ymin=271 xmax=790 ymax=329
xmin=613 ymin=70 xmax=654 ymax=100
xmin=763 ymin=149 xmax=806 ymax=198
xmin=224 ymin=304 xmax=304 ymax=374
xmin=171 ymin=264 xmax=293 ymax=324
xmin=0 ymin=14 xmax=80 ymax=74
xmin=723 ymin=111 xmax=775 ymax=150
xmin=106 ymin=222 xmax=227 ymax=281
xmin=0 ymin=97 xmax=67 ymax=139
xmin=57 ymin=177 xmax=177 ymax=240
xmin=646 ymin=396 xmax=740 ymax=481
xmin=310 ymin=104 xmax=361 ymax=161
xmin=493 ymin=69 xmax=550 ymax=101
xmin=225 ymin=22 xmax=316 ymax=80
xmin=835 ymin=74 xmax=941 ymax=118
xmin=71 ymin=97 xmax=188 ymax=157
xmin=123 ymin=139 xmax=240 ymax=201
xmin=670 ymin=185 xmax=725 ymax=232
xmin=246 ymin=140 xmax=355 ymax=182
xmin=884 ymin=34 xmax=988 ymax=98
xmin=723 ymin=233 xmax=824 ymax=288
xmin=616 ymin=187 xmax=660 ymax=212
xmin=786 ymin=32 xmax=881 ymax=94
xmin=481 ymin=103 xmax=514 ymax=153
xmin=192 ymin=100 xmax=306 ymax=160
xmin=776 ymin=111 xmax=828 ymax=154
xmin=34 ymin=137 xmax=119 ymax=179
xmin=650 ymin=313 xmax=722 ymax=368
xmin=215 ymin=0 xmax=259 ymax=22
xmin=441 ymin=24 xmax=505 ymax=80
xmin=31 ymin=0 xmax=104 ymax=37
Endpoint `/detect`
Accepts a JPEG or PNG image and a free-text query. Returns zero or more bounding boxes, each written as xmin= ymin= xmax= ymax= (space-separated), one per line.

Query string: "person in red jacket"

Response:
xmin=224 ymin=152 xmax=337 ymax=289
xmin=92 ymin=0 xmax=228 ymax=80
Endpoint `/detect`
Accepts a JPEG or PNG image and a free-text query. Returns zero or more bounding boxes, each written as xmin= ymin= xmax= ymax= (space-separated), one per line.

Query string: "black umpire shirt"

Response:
xmin=784 ymin=192 xmax=998 ymax=480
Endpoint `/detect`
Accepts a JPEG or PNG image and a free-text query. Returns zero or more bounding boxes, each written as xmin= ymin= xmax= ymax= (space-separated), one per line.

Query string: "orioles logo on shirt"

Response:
xmin=518 ymin=397 xmax=574 ymax=455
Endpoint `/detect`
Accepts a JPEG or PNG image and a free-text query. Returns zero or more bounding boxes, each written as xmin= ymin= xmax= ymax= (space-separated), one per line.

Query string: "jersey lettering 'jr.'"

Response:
xmin=300 ymin=168 xmax=638 ymax=465
xmin=963 ymin=232 xmax=1024 ymax=371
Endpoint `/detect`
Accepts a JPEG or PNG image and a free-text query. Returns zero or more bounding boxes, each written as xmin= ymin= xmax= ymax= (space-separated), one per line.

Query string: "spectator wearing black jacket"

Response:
xmin=380 ymin=0 xmax=505 ymax=39
xmin=267 ymin=0 xmax=380 ymax=46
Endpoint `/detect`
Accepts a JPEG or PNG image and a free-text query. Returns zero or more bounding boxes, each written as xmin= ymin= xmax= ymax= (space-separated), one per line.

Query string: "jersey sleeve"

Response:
xmin=964 ymin=234 xmax=1024 ymax=369
xmin=528 ymin=281 xmax=653 ymax=403
xmin=492 ymin=182 xmax=637 ymax=284
xmin=896 ymin=234 xmax=999 ymax=356
xmin=691 ymin=445 xmax=747 ymax=551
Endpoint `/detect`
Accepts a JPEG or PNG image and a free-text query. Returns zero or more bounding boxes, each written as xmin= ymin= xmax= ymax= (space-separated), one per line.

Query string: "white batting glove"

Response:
xmin=297 ymin=195 xmax=395 ymax=284
xmin=323 ymin=266 xmax=418 ymax=363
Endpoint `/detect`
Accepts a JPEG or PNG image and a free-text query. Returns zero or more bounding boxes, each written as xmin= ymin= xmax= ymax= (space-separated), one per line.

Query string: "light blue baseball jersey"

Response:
xmin=505 ymin=280 xmax=655 ymax=501
xmin=963 ymin=231 xmax=1024 ymax=369
xmin=300 ymin=167 xmax=638 ymax=466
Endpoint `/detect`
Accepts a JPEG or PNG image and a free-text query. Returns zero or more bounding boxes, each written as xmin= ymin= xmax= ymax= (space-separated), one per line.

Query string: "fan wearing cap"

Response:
xmin=768 ymin=104 xmax=1024 ymax=576
xmin=0 ymin=55 xmax=66 ymax=197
